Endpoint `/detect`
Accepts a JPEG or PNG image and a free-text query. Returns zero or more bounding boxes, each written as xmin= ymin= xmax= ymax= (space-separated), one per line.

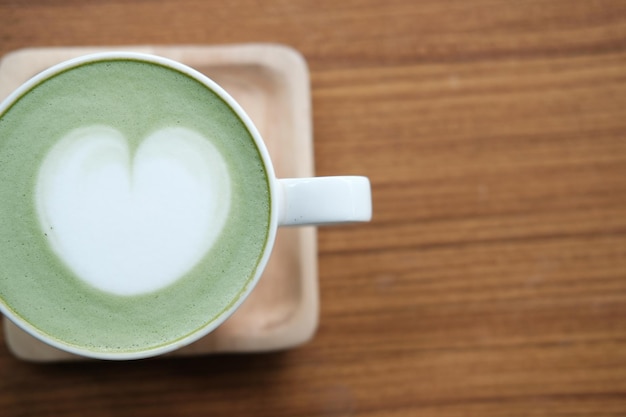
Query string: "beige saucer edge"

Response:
xmin=0 ymin=44 xmax=318 ymax=361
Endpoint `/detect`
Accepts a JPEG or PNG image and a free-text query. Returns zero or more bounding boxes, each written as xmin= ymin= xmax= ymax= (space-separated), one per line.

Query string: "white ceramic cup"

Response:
xmin=0 ymin=52 xmax=372 ymax=359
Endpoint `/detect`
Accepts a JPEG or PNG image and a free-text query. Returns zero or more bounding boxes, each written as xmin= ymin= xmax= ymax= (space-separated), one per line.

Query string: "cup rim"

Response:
xmin=0 ymin=51 xmax=280 ymax=360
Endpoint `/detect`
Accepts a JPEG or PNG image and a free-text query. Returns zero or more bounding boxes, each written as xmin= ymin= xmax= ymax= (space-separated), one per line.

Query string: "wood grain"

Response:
xmin=1 ymin=0 xmax=626 ymax=416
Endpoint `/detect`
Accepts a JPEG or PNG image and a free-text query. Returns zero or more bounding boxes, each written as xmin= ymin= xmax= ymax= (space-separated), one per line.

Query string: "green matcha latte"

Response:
xmin=0 ymin=57 xmax=271 ymax=356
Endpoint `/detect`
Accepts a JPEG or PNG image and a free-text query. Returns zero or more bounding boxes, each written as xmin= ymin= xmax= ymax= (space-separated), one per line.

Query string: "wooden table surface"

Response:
xmin=1 ymin=1 xmax=626 ymax=416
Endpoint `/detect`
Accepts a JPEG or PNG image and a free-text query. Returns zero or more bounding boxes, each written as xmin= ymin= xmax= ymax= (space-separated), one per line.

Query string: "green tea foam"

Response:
xmin=0 ymin=58 xmax=271 ymax=354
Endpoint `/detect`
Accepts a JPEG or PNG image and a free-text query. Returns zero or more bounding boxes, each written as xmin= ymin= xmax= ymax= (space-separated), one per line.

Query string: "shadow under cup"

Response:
xmin=0 ymin=53 xmax=275 ymax=359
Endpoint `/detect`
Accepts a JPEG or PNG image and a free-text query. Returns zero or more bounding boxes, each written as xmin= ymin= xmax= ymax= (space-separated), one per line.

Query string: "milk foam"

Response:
xmin=36 ymin=125 xmax=231 ymax=296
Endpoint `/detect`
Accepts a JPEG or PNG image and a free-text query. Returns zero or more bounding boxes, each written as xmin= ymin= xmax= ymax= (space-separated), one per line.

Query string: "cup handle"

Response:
xmin=277 ymin=176 xmax=372 ymax=226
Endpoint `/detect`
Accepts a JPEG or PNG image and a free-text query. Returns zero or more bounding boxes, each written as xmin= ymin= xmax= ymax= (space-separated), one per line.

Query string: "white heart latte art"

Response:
xmin=36 ymin=125 xmax=231 ymax=296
